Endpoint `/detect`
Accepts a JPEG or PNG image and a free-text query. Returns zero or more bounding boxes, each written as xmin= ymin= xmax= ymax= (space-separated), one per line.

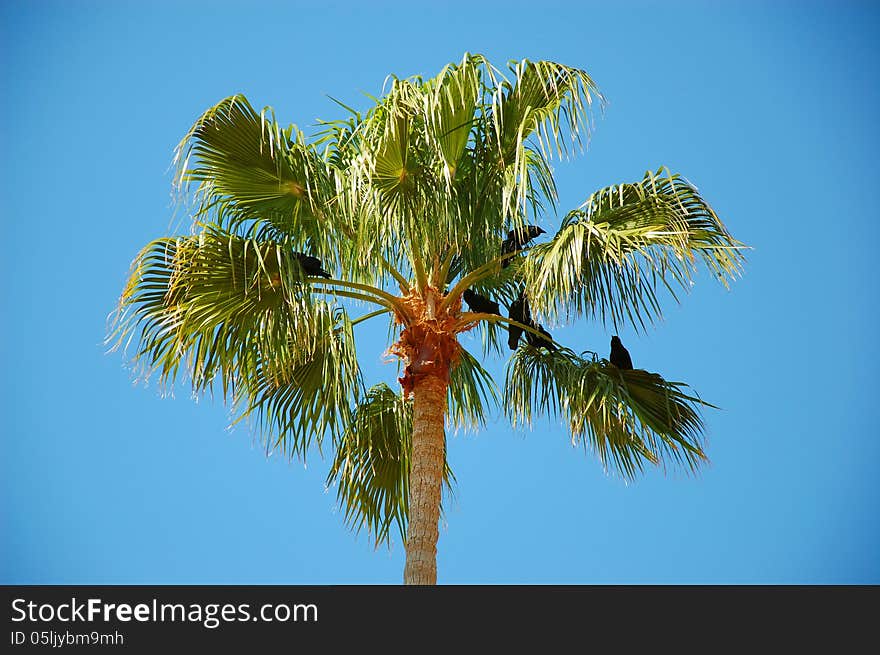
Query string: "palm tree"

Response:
xmin=109 ymin=54 xmax=744 ymax=585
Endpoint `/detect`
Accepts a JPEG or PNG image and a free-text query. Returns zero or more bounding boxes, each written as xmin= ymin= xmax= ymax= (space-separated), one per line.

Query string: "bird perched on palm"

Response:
xmin=507 ymin=292 xmax=531 ymax=350
xmin=610 ymin=336 xmax=634 ymax=369
xmin=293 ymin=252 xmax=332 ymax=279
xmin=462 ymin=288 xmax=501 ymax=316
xmin=526 ymin=323 xmax=556 ymax=352
xmin=506 ymin=291 xmax=556 ymax=352
xmin=501 ymin=225 xmax=545 ymax=268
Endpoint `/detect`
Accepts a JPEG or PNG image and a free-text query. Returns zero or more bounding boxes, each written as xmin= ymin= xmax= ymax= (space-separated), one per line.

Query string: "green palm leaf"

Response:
xmin=175 ymin=95 xmax=335 ymax=248
xmin=447 ymin=348 xmax=499 ymax=430
xmin=492 ymin=59 xmax=604 ymax=163
xmin=488 ymin=59 xmax=604 ymax=223
xmin=110 ymin=223 xmax=324 ymax=397
xmin=425 ymin=55 xmax=482 ymax=180
xmin=235 ymin=305 xmax=361 ymax=458
xmin=327 ymin=384 xmax=454 ymax=546
xmin=504 ymin=347 xmax=711 ymax=479
xmin=523 ymin=167 xmax=746 ymax=329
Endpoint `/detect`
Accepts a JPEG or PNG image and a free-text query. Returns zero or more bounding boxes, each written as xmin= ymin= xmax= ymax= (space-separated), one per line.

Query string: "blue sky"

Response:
xmin=2 ymin=0 xmax=878 ymax=584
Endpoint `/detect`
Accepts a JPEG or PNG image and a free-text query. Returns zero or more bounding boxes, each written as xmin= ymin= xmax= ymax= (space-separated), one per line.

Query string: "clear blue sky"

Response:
xmin=2 ymin=0 xmax=878 ymax=584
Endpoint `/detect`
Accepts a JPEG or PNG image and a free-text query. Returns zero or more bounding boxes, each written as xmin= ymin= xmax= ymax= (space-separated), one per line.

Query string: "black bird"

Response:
xmin=501 ymin=225 xmax=545 ymax=268
xmin=526 ymin=323 xmax=557 ymax=352
xmin=462 ymin=289 xmax=501 ymax=316
xmin=507 ymin=293 xmax=531 ymax=350
xmin=293 ymin=252 xmax=331 ymax=279
xmin=609 ymin=336 xmax=633 ymax=370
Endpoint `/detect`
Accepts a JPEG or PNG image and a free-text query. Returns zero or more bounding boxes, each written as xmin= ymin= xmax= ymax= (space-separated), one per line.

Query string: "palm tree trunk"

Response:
xmin=404 ymin=373 xmax=447 ymax=585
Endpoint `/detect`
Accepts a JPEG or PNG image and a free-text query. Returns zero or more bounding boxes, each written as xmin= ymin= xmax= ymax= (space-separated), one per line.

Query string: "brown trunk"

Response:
xmin=403 ymin=373 xmax=447 ymax=585
xmin=391 ymin=285 xmax=460 ymax=584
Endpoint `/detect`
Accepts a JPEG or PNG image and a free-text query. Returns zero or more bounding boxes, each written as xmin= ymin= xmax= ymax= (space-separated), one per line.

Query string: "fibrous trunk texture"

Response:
xmin=391 ymin=286 xmax=461 ymax=585
xmin=403 ymin=374 xmax=447 ymax=585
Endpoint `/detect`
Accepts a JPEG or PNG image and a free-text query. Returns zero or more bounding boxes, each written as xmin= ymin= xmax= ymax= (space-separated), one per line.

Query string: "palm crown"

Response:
xmin=110 ymin=53 xmax=744 ymax=584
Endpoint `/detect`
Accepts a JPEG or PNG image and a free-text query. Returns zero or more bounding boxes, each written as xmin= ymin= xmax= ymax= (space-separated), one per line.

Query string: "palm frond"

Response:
xmin=425 ymin=55 xmax=481 ymax=182
xmin=327 ymin=384 xmax=454 ymax=546
xmin=174 ymin=94 xmax=337 ymax=249
xmin=337 ymin=79 xmax=436 ymax=280
xmin=492 ymin=59 xmax=604 ymax=163
xmin=109 ymin=223 xmax=325 ymax=398
xmin=447 ymin=347 xmax=499 ymax=431
xmin=504 ymin=347 xmax=711 ymax=479
xmin=235 ymin=305 xmax=361 ymax=458
xmin=523 ymin=168 xmax=746 ymax=330
xmin=488 ymin=59 xmax=604 ymax=222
